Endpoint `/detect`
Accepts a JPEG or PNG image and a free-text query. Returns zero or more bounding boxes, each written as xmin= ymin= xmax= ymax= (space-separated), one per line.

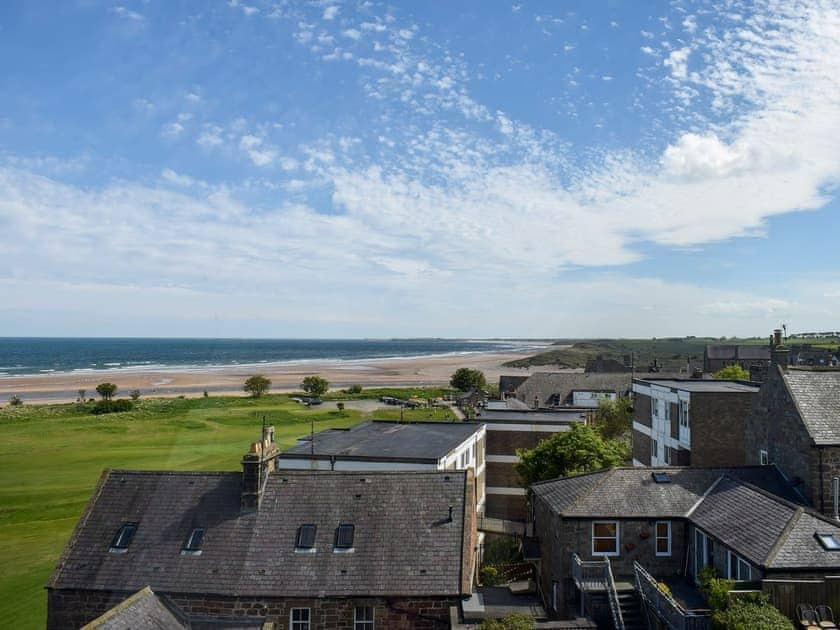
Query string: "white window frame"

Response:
xmin=727 ymin=551 xmax=752 ymax=580
xmin=290 ymin=607 xmax=311 ymax=630
xmin=679 ymin=400 xmax=690 ymax=428
xmin=592 ymin=520 xmax=620 ymax=557
xmin=655 ymin=521 xmax=672 ymax=557
xmin=354 ymin=605 xmax=375 ymax=630
xmin=759 ymin=450 xmax=769 ymax=466
xmin=651 ymin=437 xmax=659 ymax=463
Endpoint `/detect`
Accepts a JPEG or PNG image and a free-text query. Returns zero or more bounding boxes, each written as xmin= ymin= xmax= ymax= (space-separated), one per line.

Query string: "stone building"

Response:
xmin=631 ymin=378 xmax=759 ymax=467
xmin=530 ymin=466 xmax=839 ymax=622
xmin=510 ymin=372 xmax=631 ymax=409
xmin=703 ymin=343 xmax=771 ymax=373
xmin=47 ymin=426 xmax=476 ymax=629
xmin=745 ymin=363 xmax=840 ymax=516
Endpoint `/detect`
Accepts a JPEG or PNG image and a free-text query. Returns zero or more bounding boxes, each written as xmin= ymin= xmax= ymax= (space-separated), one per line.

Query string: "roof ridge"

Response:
xmin=724 ymin=474 xmax=813 ymax=513
xmin=529 ymin=466 xmax=612 ymax=487
xmin=685 ymin=474 xmax=724 ymax=518
xmin=765 ymin=508 xmax=804 ymax=567
xmin=562 ymin=467 xmax=618 ymax=514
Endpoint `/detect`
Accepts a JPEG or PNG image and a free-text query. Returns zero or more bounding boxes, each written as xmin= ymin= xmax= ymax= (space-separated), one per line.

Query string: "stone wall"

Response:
xmin=632 ymin=428 xmax=651 ymax=465
xmin=486 ymin=428 xmax=555 ymax=455
xmin=633 ymin=394 xmax=651 ymax=428
xmin=484 ymin=494 xmax=527 ymax=521
xmin=47 ymin=589 xmax=456 ymax=630
xmin=690 ymin=390 xmax=757 ymax=467
xmin=485 ymin=461 xmax=521 ymax=488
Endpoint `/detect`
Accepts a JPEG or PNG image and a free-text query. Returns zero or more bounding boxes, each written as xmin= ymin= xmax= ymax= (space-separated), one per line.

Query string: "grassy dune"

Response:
xmin=0 ymin=392 xmax=453 ymax=628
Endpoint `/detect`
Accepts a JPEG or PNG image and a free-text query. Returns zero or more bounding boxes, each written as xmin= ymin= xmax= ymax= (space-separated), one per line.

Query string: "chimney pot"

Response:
xmin=773 ymin=329 xmax=783 ymax=347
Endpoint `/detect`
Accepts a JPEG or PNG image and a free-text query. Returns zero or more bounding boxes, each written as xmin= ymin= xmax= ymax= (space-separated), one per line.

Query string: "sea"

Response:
xmin=0 ymin=338 xmax=536 ymax=378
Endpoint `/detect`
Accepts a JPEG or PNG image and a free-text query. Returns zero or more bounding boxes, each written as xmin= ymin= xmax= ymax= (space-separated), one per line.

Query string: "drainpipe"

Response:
xmin=819 ymin=446 xmax=825 ymax=515
xmin=833 ymin=477 xmax=840 ymax=522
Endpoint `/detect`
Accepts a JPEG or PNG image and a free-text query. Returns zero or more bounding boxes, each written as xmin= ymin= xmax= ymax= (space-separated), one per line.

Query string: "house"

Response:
xmin=509 ymin=372 xmax=633 ymax=409
xmin=703 ymin=343 xmax=771 ymax=373
xmin=529 ymin=466 xmax=840 ymax=625
xmin=276 ymin=420 xmax=486 ymax=515
xmin=745 ymin=362 xmax=840 ymax=516
xmin=47 ymin=426 xmax=477 ymax=630
xmin=631 ymin=378 xmax=760 ymax=468
xmin=499 ymin=375 xmax=528 ymax=399
xmin=477 ymin=403 xmax=588 ymax=521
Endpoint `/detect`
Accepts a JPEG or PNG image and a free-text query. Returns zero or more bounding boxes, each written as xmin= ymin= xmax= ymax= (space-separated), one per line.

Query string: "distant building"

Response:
xmin=531 ymin=466 xmax=837 ymax=624
xmin=477 ymin=401 xmax=587 ymax=521
xmin=584 ymin=355 xmax=632 ymax=374
xmin=703 ymin=343 xmax=771 ymax=373
xmin=509 ymin=372 xmax=633 ymax=409
xmin=276 ymin=419 xmax=486 ymax=514
xmin=47 ymin=426 xmax=476 ymax=629
xmin=499 ymin=375 xmax=528 ymax=398
xmin=631 ymin=378 xmax=759 ymax=468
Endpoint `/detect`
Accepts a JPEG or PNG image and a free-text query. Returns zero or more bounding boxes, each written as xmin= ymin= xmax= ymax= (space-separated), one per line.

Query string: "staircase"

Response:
xmin=616 ymin=587 xmax=645 ymax=630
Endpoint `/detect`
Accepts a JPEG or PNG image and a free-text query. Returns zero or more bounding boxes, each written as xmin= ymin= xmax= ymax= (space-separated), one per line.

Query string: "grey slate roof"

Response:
xmin=783 ymin=370 xmax=840 ymax=444
xmin=499 ymin=375 xmax=528 ymax=393
xmin=478 ymin=409 xmax=586 ymax=423
xmin=50 ymin=469 xmax=469 ymax=598
xmin=82 ymin=587 xmax=186 ymax=629
xmin=636 ymin=378 xmax=759 ymax=393
xmin=533 ymin=466 xmax=840 ymax=571
xmin=514 ymin=372 xmax=633 ymax=407
xmin=706 ymin=344 xmax=770 ymax=361
xmin=279 ymin=420 xmax=482 ymax=461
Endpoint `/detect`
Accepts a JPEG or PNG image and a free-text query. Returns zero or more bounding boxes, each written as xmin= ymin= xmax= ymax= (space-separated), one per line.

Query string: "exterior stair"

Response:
xmin=616 ymin=589 xmax=645 ymax=630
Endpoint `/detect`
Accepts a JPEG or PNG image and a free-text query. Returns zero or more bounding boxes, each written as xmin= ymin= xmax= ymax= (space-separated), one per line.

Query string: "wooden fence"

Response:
xmin=763 ymin=577 xmax=840 ymax=620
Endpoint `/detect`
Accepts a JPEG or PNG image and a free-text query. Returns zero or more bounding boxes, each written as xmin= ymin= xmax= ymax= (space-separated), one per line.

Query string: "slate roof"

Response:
xmin=636 ymin=378 xmax=759 ymax=393
xmin=50 ymin=469 xmax=470 ymax=598
xmin=477 ymin=409 xmax=586 ymax=424
xmin=533 ymin=466 xmax=840 ymax=571
xmin=783 ymin=370 xmax=840 ymax=445
xmin=706 ymin=344 xmax=771 ymax=361
xmin=279 ymin=420 xmax=483 ymax=462
xmin=499 ymin=375 xmax=528 ymax=393
xmin=514 ymin=372 xmax=634 ymax=407
xmin=81 ymin=587 xmax=186 ymax=629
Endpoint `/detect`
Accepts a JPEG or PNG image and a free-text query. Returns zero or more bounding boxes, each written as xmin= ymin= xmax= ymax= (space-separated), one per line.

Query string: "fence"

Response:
xmin=633 ymin=562 xmax=710 ymax=630
xmin=763 ymin=577 xmax=840 ymax=621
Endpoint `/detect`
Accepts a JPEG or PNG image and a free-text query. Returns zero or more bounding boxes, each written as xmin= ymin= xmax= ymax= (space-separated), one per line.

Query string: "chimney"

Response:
xmin=770 ymin=329 xmax=790 ymax=369
xmin=241 ymin=425 xmax=279 ymax=512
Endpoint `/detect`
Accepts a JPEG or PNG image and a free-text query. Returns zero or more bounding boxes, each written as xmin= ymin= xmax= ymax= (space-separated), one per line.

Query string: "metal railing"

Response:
xmin=633 ymin=562 xmax=711 ymax=630
xmin=570 ymin=554 xmax=625 ymax=630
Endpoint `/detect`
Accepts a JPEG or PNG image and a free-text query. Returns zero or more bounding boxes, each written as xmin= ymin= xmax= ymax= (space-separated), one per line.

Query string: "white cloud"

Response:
xmin=664 ymin=46 xmax=691 ymax=80
xmin=343 ymin=28 xmax=361 ymax=40
xmin=161 ymin=122 xmax=184 ymax=138
xmin=323 ymin=5 xmax=339 ymax=20
xmin=161 ymin=169 xmax=197 ymax=187
xmin=110 ymin=6 xmax=144 ymax=21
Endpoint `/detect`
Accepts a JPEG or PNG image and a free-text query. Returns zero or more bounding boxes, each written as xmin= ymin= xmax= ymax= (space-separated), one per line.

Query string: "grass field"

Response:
xmin=0 ymin=391 xmax=454 ymax=629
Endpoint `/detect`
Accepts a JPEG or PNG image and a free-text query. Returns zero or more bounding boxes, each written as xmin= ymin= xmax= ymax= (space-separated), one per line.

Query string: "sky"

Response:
xmin=1 ymin=0 xmax=839 ymax=339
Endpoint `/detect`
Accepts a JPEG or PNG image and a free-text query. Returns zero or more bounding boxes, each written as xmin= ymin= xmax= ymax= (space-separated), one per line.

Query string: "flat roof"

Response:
xmin=478 ymin=409 xmax=587 ymax=423
xmin=634 ymin=378 xmax=759 ymax=393
xmin=279 ymin=420 xmax=484 ymax=461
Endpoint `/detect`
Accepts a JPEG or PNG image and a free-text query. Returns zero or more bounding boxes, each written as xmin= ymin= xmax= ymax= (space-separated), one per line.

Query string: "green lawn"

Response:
xmin=0 ymin=392 xmax=451 ymax=629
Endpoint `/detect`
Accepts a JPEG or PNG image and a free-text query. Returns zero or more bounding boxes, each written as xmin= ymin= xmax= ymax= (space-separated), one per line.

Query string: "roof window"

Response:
xmin=181 ymin=527 xmax=205 ymax=556
xmin=816 ymin=533 xmax=840 ymax=550
xmin=295 ymin=524 xmax=317 ymax=552
xmin=334 ymin=524 xmax=355 ymax=552
xmin=652 ymin=472 xmax=671 ymax=484
xmin=109 ymin=522 xmax=138 ymax=553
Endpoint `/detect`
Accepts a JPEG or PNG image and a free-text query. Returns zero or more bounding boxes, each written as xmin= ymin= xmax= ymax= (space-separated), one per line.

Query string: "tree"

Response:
xmin=95 ymin=383 xmax=118 ymax=401
xmin=336 ymin=402 xmax=346 ymax=414
xmin=347 ymin=384 xmax=363 ymax=395
xmin=593 ymin=397 xmax=633 ymax=440
xmin=129 ymin=389 xmax=141 ymax=401
xmin=8 ymin=394 xmax=23 ymax=406
xmin=714 ymin=365 xmax=750 ymax=381
xmin=301 ymin=375 xmax=329 ymax=398
xmin=77 ymin=389 xmax=86 ymax=402
xmin=516 ymin=423 xmax=628 ymax=487
xmin=450 ymin=368 xmax=486 ymax=391
xmin=243 ymin=375 xmax=271 ymax=398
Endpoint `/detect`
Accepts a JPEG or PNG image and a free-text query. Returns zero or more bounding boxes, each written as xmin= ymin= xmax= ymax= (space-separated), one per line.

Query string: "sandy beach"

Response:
xmin=0 ymin=348 xmax=541 ymax=403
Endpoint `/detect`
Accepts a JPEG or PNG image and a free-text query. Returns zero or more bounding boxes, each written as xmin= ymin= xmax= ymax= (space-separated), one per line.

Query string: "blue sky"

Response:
xmin=1 ymin=0 xmax=839 ymax=338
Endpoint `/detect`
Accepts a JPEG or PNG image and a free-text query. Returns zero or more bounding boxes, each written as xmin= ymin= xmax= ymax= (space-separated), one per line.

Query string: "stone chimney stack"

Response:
xmin=241 ymin=425 xmax=279 ymax=512
xmin=770 ymin=328 xmax=790 ymax=369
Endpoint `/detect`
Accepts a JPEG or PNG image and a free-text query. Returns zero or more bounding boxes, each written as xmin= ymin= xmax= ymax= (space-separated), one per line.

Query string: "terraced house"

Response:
xmin=47 ymin=426 xmax=477 ymax=629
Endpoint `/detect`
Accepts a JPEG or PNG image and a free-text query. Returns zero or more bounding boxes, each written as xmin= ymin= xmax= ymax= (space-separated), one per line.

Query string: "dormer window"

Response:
xmin=334 ymin=524 xmax=354 ymax=552
xmin=181 ymin=527 xmax=205 ymax=556
xmin=295 ymin=524 xmax=317 ymax=552
xmin=816 ymin=533 xmax=840 ymax=550
xmin=109 ymin=522 xmax=138 ymax=553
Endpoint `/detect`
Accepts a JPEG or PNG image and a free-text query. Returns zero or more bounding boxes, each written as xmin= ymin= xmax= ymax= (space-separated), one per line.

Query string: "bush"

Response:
xmin=347 ymin=384 xmax=363 ymax=394
xmin=129 ymin=389 xmax=141 ymax=401
xmin=479 ymin=565 xmax=502 ymax=586
xmin=91 ymin=399 xmax=134 ymax=415
xmin=8 ymin=395 xmax=23 ymax=406
xmin=712 ymin=600 xmax=794 ymax=630
xmin=701 ymin=575 xmax=734 ymax=612
xmin=477 ymin=614 xmax=535 ymax=630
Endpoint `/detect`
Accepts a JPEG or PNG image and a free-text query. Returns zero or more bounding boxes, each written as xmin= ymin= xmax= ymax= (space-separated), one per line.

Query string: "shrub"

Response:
xmin=244 ymin=375 xmax=272 ymax=398
xmin=479 ymin=565 xmax=502 ymax=586
xmin=8 ymin=394 xmax=23 ymax=406
xmin=712 ymin=600 xmax=794 ymax=630
xmin=477 ymin=614 xmax=535 ymax=630
xmin=91 ymin=399 xmax=134 ymax=415
xmin=336 ymin=402 xmax=345 ymax=413
xmin=129 ymin=389 xmax=141 ymax=401
xmin=347 ymin=384 xmax=363 ymax=394
xmin=701 ymin=575 xmax=734 ymax=613
xmin=203 ymin=390 xmax=209 ymax=397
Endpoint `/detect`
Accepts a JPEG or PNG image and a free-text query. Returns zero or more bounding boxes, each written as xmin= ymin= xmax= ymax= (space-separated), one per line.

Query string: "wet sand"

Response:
xmin=0 ymin=349 xmax=540 ymax=404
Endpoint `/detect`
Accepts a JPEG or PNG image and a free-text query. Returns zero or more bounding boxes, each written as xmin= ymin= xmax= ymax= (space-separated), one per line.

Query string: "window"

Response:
xmin=662 ymin=401 xmax=671 ymax=422
xmin=181 ymin=527 xmax=204 ymax=555
xmin=651 ymin=438 xmax=659 ymax=461
xmin=679 ymin=400 xmax=690 ymax=428
xmin=652 ymin=471 xmax=671 ymax=484
xmin=335 ymin=523 xmax=355 ymax=551
xmin=109 ymin=522 xmax=138 ymax=553
xmin=759 ymin=450 xmax=769 ymax=466
xmin=592 ymin=521 xmax=619 ymax=556
xmin=727 ymin=551 xmax=752 ymax=580
xmin=290 ymin=608 xmax=310 ymax=630
xmin=655 ymin=521 xmax=672 ymax=556
xmin=295 ymin=524 xmax=316 ymax=552
xmin=354 ymin=605 xmax=374 ymax=630
xmin=816 ymin=533 xmax=840 ymax=550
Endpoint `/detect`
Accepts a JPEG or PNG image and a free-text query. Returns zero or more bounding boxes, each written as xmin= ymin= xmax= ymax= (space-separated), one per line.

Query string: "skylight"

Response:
xmin=652 ymin=472 xmax=671 ymax=484
xmin=181 ymin=527 xmax=205 ymax=555
xmin=109 ymin=522 xmax=138 ymax=553
xmin=816 ymin=533 xmax=840 ymax=550
xmin=334 ymin=524 xmax=355 ymax=551
xmin=295 ymin=524 xmax=317 ymax=552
